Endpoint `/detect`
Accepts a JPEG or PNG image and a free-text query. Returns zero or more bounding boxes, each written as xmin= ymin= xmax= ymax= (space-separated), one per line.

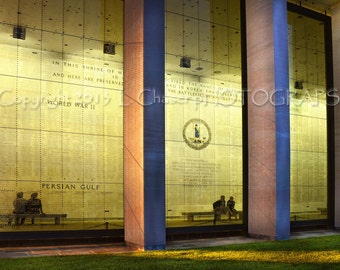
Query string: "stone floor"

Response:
xmin=0 ymin=230 xmax=339 ymax=259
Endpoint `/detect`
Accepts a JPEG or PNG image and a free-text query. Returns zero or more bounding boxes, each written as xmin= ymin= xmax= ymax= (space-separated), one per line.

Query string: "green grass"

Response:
xmin=1 ymin=235 xmax=340 ymax=270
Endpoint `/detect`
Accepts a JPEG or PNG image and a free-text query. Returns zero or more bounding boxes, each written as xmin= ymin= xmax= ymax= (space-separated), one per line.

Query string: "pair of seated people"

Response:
xmin=213 ymin=195 xmax=238 ymax=224
xmin=11 ymin=192 xmax=44 ymax=225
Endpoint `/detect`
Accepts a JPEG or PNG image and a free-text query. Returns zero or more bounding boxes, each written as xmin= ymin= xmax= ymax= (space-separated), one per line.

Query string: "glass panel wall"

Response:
xmin=288 ymin=11 xmax=328 ymax=221
xmin=165 ymin=0 xmax=243 ymax=227
xmin=0 ymin=0 xmax=124 ymax=231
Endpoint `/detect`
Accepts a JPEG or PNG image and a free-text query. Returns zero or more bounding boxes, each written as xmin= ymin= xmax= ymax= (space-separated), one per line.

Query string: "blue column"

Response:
xmin=273 ymin=0 xmax=290 ymax=240
xmin=124 ymin=0 xmax=165 ymax=250
xmin=143 ymin=0 xmax=166 ymax=250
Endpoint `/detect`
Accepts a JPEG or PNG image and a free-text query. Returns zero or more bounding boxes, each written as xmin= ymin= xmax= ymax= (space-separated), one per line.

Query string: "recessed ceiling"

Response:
xmin=288 ymin=0 xmax=340 ymax=14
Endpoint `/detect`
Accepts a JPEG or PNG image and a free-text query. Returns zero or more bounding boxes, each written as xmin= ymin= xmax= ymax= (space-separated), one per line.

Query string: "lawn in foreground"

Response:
xmin=1 ymin=235 xmax=340 ymax=270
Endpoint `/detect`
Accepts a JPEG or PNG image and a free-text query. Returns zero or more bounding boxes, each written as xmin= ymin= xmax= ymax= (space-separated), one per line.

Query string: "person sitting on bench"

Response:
xmin=27 ymin=192 xmax=44 ymax=224
xmin=213 ymin=195 xmax=227 ymax=225
xmin=227 ymin=196 xmax=238 ymax=219
xmin=12 ymin=192 xmax=28 ymax=225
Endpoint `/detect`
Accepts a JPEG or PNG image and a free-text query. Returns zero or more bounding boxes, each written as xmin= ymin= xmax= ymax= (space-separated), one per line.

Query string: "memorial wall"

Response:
xmin=163 ymin=1 xmax=329 ymax=224
xmin=288 ymin=12 xmax=328 ymax=218
xmin=165 ymin=0 xmax=244 ymax=223
xmin=0 ymin=0 xmax=124 ymax=230
xmin=165 ymin=74 xmax=243 ymax=218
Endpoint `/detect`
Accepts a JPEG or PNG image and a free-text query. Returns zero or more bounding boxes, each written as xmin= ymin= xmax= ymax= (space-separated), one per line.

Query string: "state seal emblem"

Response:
xmin=183 ymin=118 xmax=211 ymax=150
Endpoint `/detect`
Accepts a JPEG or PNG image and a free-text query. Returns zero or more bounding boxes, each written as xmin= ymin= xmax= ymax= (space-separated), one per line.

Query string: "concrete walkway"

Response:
xmin=0 ymin=230 xmax=339 ymax=259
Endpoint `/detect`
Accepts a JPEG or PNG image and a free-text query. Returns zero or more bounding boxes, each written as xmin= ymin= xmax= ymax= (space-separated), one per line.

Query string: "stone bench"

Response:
xmin=1 ymin=213 xmax=67 ymax=225
xmin=317 ymin=208 xmax=327 ymax=215
xmin=182 ymin=211 xmax=243 ymax=222
xmin=291 ymin=210 xmax=321 ymax=221
xmin=182 ymin=211 xmax=215 ymax=222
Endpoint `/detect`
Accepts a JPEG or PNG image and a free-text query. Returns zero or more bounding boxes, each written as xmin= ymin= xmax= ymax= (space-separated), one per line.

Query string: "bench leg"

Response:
xmin=55 ymin=217 xmax=61 ymax=225
xmin=187 ymin=214 xmax=194 ymax=222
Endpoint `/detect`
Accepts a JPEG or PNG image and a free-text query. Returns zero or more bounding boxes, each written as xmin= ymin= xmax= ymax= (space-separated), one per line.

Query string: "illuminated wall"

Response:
xmin=0 ymin=0 xmax=124 ymax=230
xmin=0 ymin=0 xmax=331 ymax=236
xmin=165 ymin=0 xmax=243 ymax=225
xmin=288 ymin=11 xmax=328 ymax=219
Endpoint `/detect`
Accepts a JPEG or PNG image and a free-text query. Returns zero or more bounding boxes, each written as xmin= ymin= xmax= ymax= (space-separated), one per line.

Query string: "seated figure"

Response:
xmin=27 ymin=192 xmax=44 ymax=224
xmin=227 ymin=196 xmax=238 ymax=219
xmin=11 ymin=192 xmax=28 ymax=225
xmin=213 ymin=195 xmax=227 ymax=224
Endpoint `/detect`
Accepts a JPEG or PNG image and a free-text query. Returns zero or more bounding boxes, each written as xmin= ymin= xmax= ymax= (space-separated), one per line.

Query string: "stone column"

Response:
xmin=246 ymin=0 xmax=290 ymax=240
xmin=124 ymin=0 xmax=166 ymax=249
xmin=332 ymin=2 xmax=340 ymax=229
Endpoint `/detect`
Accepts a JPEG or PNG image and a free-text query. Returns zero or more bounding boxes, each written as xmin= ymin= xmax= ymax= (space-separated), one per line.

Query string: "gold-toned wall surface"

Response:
xmin=0 ymin=0 xmax=124 ymax=231
xmin=165 ymin=0 xmax=243 ymax=227
xmin=288 ymin=12 xmax=328 ymax=220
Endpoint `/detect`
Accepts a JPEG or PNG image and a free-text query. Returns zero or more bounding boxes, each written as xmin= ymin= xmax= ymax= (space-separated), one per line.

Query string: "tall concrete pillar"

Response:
xmin=246 ymin=0 xmax=290 ymax=239
xmin=332 ymin=2 xmax=340 ymax=229
xmin=123 ymin=0 xmax=166 ymax=249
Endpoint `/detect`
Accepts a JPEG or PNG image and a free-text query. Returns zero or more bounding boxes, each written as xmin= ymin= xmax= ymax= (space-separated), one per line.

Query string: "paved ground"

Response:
xmin=0 ymin=230 xmax=339 ymax=259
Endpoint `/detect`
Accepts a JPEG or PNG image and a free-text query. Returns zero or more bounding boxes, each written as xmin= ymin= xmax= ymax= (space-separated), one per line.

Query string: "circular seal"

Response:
xmin=183 ymin=118 xmax=211 ymax=150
